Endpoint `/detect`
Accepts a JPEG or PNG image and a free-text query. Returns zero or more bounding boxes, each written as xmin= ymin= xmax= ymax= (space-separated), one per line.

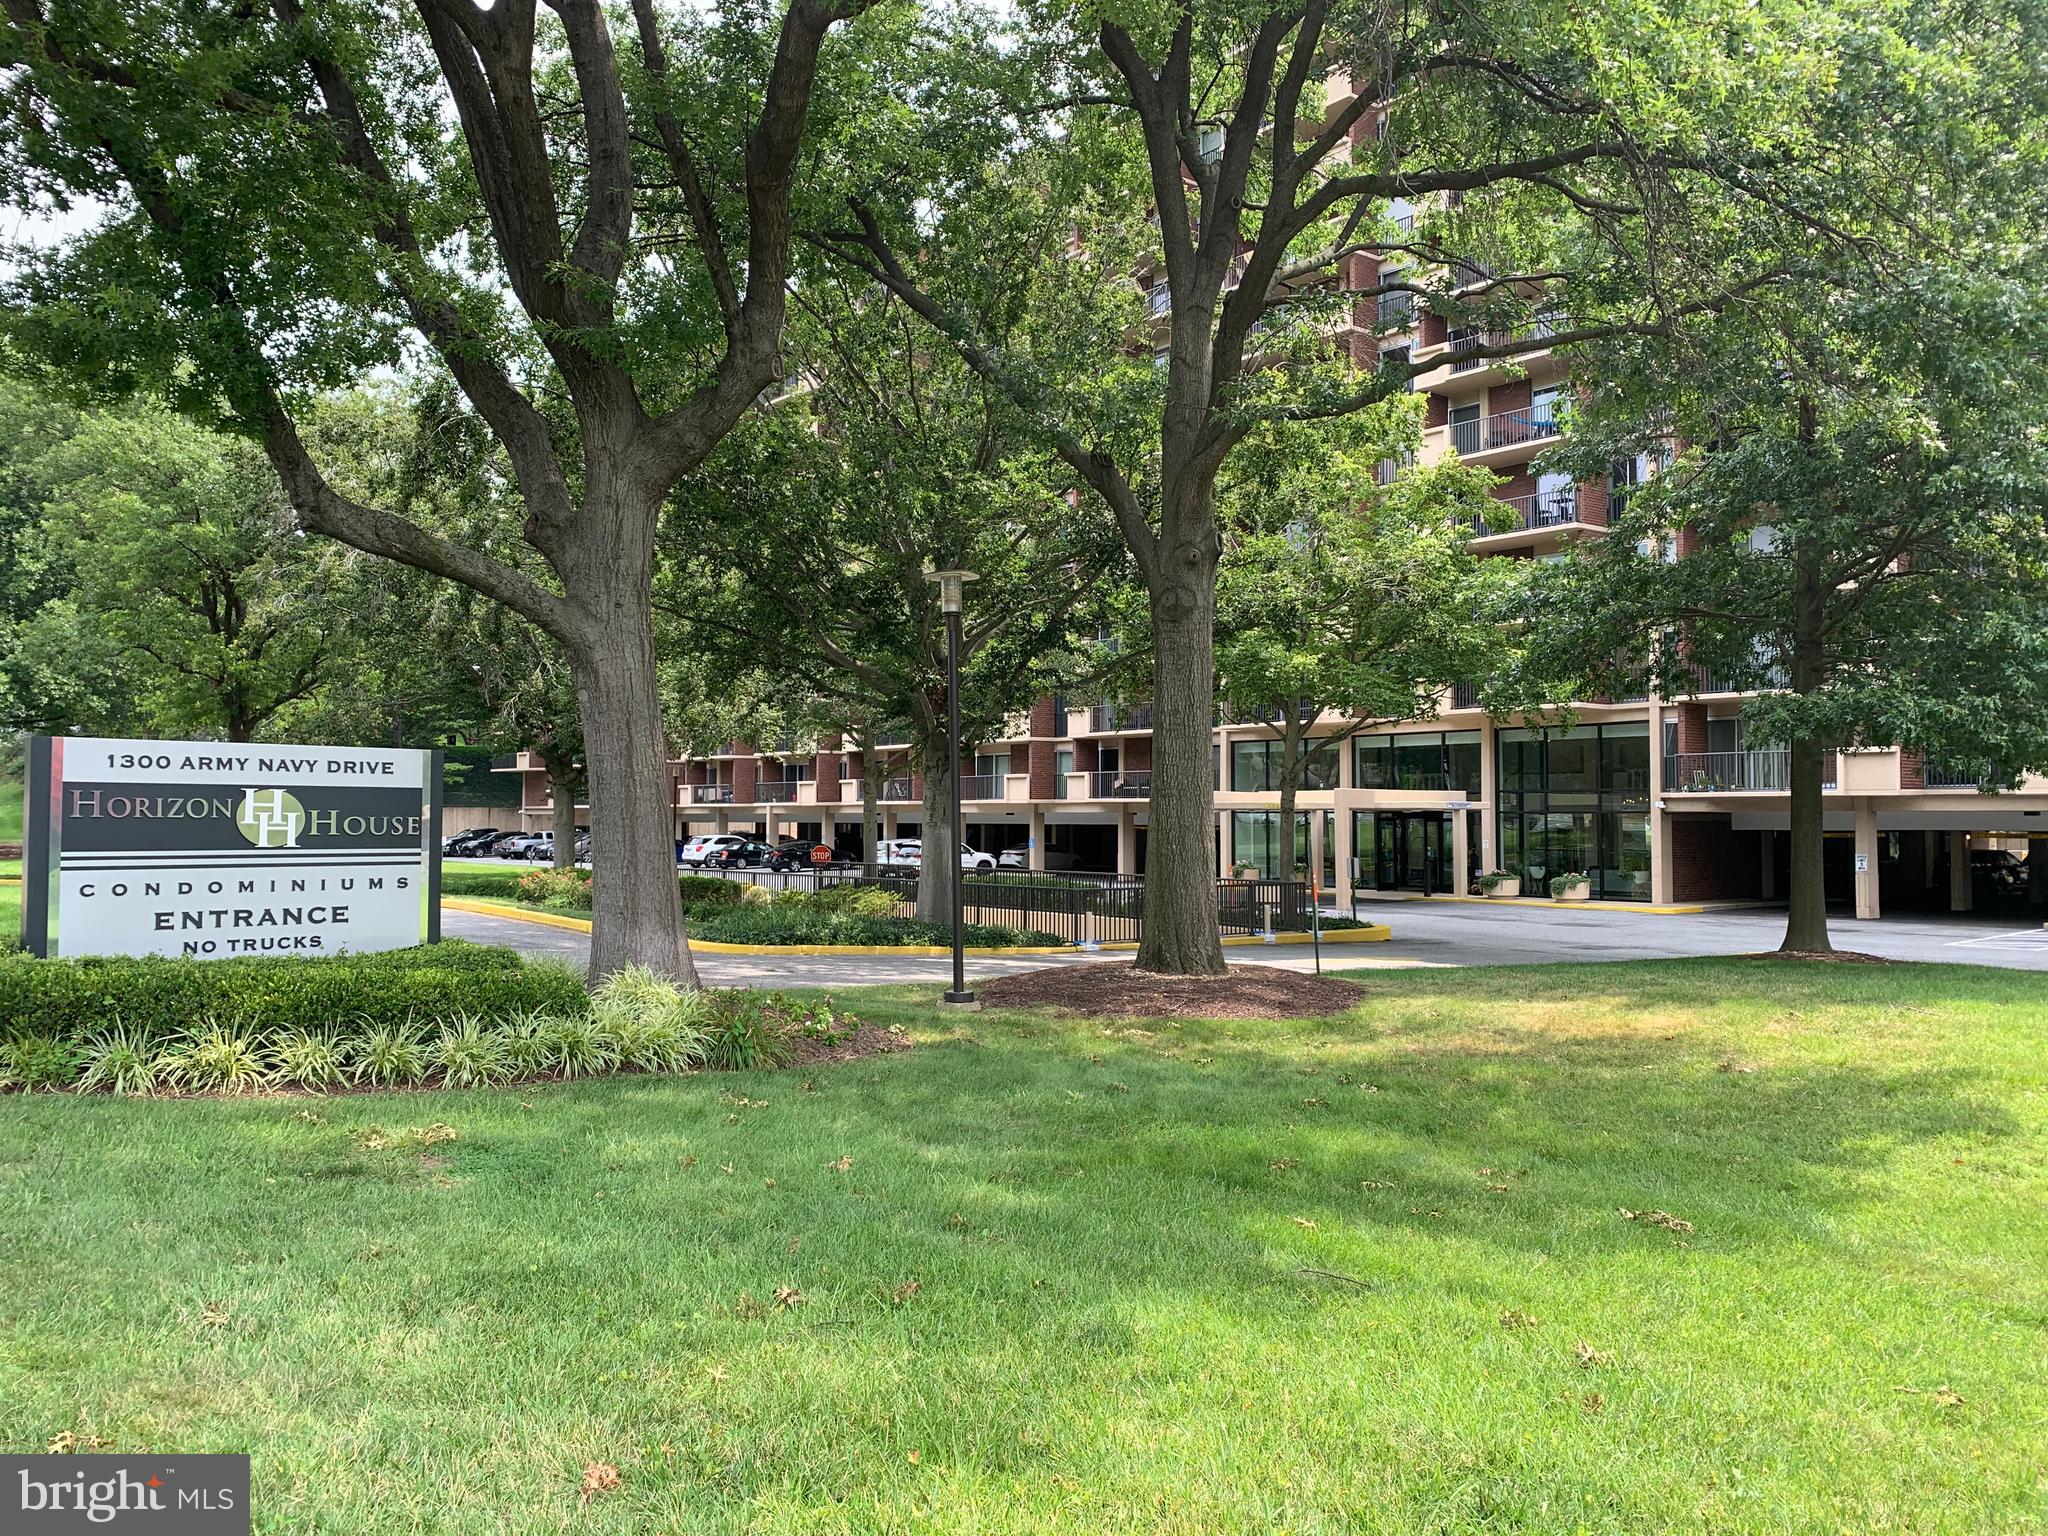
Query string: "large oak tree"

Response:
xmin=0 ymin=0 xmax=871 ymax=981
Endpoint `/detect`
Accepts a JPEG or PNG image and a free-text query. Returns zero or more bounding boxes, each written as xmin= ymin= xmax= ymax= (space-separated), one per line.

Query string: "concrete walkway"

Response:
xmin=443 ymin=899 xmax=2048 ymax=978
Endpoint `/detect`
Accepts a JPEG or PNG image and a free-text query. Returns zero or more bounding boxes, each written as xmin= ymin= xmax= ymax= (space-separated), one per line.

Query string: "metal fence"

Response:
xmin=677 ymin=866 xmax=1313 ymax=944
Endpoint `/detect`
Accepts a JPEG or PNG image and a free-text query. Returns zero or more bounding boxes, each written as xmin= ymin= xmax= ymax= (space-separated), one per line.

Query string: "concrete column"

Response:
xmin=1217 ymin=808 xmax=1232 ymax=875
xmin=1334 ymin=806 xmax=1355 ymax=912
xmin=1647 ymin=701 xmax=1674 ymax=905
xmin=1450 ymin=812 xmax=1470 ymax=897
xmin=1307 ymin=812 xmax=1326 ymax=894
xmin=1116 ymin=812 xmax=1138 ymax=877
xmin=1478 ymin=724 xmax=1501 ymax=871
xmin=882 ymin=809 xmax=898 ymax=841
xmin=2031 ymin=839 xmax=2047 ymax=907
xmin=1950 ymin=832 xmax=1974 ymax=912
xmin=715 ymin=812 xmax=729 ymax=835
xmin=1028 ymin=806 xmax=1046 ymax=872
xmin=1854 ymin=801 xmax=1881 ymax=920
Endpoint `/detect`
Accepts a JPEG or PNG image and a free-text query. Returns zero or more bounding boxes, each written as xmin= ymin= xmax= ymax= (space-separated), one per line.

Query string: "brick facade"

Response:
xmin=1669 ymin=814 xmax=1763 ymax=901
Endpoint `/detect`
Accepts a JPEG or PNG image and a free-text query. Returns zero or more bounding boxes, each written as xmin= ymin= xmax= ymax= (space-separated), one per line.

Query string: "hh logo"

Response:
xmin=234 ymin=788 xmax=305 ymax=849
xmin=6 ymin=1455 xmax=249 ymax=1532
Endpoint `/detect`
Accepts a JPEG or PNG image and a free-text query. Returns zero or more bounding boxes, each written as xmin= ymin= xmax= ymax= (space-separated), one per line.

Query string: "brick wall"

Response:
xmin=1421 ymin=313 xmax=1447 ymax=347
xmin=1576 ymin=478 xmax=1609 ymax=527
xmin=1425 ymin=392 xmax=1448 ymax=428
xmin=1494 ymin=465 xmax=1535 ymax=501
xmin=1125 ymin=737 xmax=1153 ymax=771
xmin=1489 ymin=378 xmax=1532 ymax=415
xmin=1899 ymin=750 xmax=1926 ymax=790
xmin=1674 ymin=702 xmax=1709 ymax=756
xmin=1669 ymin=814 xmax=1763 ymax=901
xmin=815 ymin=749 xmax=841 ymax=804
xmin=1028 ymin=695 xmax=1057 ymax=738
xmin=731 ymin=748 xmax=757 ymax=804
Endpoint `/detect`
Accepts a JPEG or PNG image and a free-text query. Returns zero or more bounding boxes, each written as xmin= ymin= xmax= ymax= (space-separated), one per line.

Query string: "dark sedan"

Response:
xmin=700 ymin=837 xmax=778 ymax=870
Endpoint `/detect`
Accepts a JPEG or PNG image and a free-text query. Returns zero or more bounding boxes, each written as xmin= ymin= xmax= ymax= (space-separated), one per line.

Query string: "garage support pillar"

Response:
xmin=1028 ymin=807 xmax=1045 ymax=872
xmin=1853 ymin=801 xmax=1881 ymax=921
xmin=1950 ymin=833 xmax=1974 ymax=912
xmin=1116 ymin=813 xmax=1137 ymax=878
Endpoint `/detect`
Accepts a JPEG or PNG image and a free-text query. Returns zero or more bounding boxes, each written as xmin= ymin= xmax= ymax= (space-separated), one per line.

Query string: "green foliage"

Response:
xmin=425 ymin=1018 xmax=515 ymax=1089
xmin=76 ymin=1025 xmax=160 ymax=1096
xmin=738 ymin=883 xmax=775 ymax=907
xmin=2 ymin=1033 xmax=81 ymax=1090
xmin=676 ymin=876 xmax=747 ymax=910
xmin=164 ymin=1025 xmax=268 ymax=1095
xmin=782 ymin=883 xmax=903 ymax=920
xmin=514 ymin=867 xmax=594 ymax=911
xmin=349 ymin=1023 xmax=428 ymax=1089
xmin=534 ymin=1015 xmax=620 ymax=1080
xmin=266 ymin=1029 xmax=346 ymax=1092
xmin=591 ymin=966 xmax=710 ymax=1073
xmin=689 ymin=906 xmax=1059 ymax=948
xmin=1548 ymin=871 xmax=1591 ymax=898
xmin=701 ymin=991 xmax=796 ymax=1072
xmin=0 ymin=943 xmax=585 ymax=1042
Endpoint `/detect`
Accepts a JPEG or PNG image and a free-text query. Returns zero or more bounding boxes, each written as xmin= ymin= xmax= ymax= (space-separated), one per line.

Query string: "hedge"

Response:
xmin=688 ymin=906 xmax=1060 ymax=948
xmin=0 ymin=941 xmax=587 ymax=1042
xmin=445 ymin=869 xmax=748 ymax=912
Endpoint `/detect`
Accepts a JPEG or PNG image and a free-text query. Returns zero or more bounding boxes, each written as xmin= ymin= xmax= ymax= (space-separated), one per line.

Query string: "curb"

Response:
xmin=442 ymin=899 xmax=1391 ymax=953
xmin=1422 ymin=895 xmax=1708 ymax=915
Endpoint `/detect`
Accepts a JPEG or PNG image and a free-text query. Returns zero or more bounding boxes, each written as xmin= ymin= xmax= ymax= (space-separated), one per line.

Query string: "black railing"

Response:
xmin=1088 ymin=769 xmax=1152 ymax=799
xmin=756 ymin=781 xmax=799 ymax=803
xmin=1926 ymin=766 xmax=1980 ymax=788
xmin=879 ymin=777 xmax=916 ymax=802
xmin=675 ymin=869 xmax=1314 ymax=944
xmin=691 ymin=784 xmax=733 ymax=804
xmin=1453 ymin=681 xmax=1481 ymax=709
xmin=1090 ymin=702 xmax=1155 ymax=732
xmin=1663 ymin=750 xmax=1838 ymax=793
xmin=958 ymin=774 xmax=1002 ymax=800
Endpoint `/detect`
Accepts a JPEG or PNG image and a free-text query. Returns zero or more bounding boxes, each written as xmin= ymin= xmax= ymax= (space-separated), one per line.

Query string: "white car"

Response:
xmin=497 ymin=832 xmax=550 ymax=859
xmin=876 ymin=839 xmax=995 ymax=872
xmin=680 ymin=833 xmax=754 ymax=868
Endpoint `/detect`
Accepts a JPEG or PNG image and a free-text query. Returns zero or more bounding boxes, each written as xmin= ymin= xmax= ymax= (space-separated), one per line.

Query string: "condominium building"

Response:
xmin=504 ymin=78 xmax=2047 ymax=920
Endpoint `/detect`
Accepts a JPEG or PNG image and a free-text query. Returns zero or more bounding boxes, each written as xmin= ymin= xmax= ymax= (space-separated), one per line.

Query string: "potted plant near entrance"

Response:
xmin=1550 ymin=870 xmax=1592 ymax=902
xmin=1477 ymin=868 xmax=1522 ymax=899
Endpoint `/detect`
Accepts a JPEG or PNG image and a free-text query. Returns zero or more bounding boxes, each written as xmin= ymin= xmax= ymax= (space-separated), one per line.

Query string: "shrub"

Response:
xmin=427 ymin=1017 xmax=515 ymax=1088
xmin=350 ymin=1022 xmax=428 ymax=1088
xmin=738 ymin=883 xmax=775 ymax=906
xmin=439 ymin=868 xmax=529 ymax=900
xmin=267 ymin=1029 xmax=346 ymax=1091
xmin=77 ymin=1025 xmax=161 ymax=1096
xmin=3 ymin=1033 xmax=82 ymax=1091
xmin=676 ymin=875 xmax=745 ymax=909
xmin=1549 ymin=870 xmax=1591 ymax=898
xmin=702 ymin=990 xmax=795 ymax=1072
xmin=499 ymin=1012 xmax=556 ymax=1079
xmin=536 ymin=1013 xmax=619 ymax=1078
xmin=514 ymin=867 xmax=594 ymax=910
xmin=591 ymin=966 xmax=709 ymax=1072
xmin=797 ymin=883 xmax=904 ymax=919
xmin=689 ymin=907 xmax=1058 ymax=949
xmin=0 ymin=943 xmax=585 ymax=1043
xmin=165 ymin=1024 xmax=268 ymax=1095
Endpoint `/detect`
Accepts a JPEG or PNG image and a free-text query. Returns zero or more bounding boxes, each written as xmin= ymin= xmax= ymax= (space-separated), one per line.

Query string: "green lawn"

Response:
xmin=0 ymin=775 xmax=20 ymax=841
xmin=3 ymin=959 xmax=2044 ymax=1532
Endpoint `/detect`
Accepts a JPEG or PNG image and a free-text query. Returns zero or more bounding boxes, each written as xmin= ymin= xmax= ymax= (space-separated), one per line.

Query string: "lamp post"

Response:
xmin=927 ymin=568 xmax=979 ymax=1007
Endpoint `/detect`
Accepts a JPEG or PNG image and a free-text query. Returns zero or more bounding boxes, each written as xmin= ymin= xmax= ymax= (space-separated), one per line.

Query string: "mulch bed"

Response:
xmin=976 ymin=961 xmax=1366 ymax=1020
xmin=783 ymin=1021 xmax=914 ymax=1065
xmin=1750 ymin=949 xmax=1902 ymax=964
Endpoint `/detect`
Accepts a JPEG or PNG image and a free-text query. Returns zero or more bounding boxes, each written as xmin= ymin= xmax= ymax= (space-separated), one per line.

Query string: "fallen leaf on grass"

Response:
xmin=1573 ymin=1340 xmax=1613 ymax=1368
xmin=773 ymin=1286 xmax=805 ymax=1309
xmin=199 ymin=1302 xmax=230 ymax=1330
xmin=1270 ymin=1158 xmax=1299 ymax=1172
xmin=907 ymin=1449 xmax=922 ymax=1465
xmin=1619 ymin=1208 xmax=1694 ymax=1234
xmin=826 ymin=1155 xmax=854 ymax=1173
xmin=1895 ymin=1384 xmax=1966 ymax=1407
xmin=1499 ymin=1309 xmax=1540 ymax=1330
xmin=578 ymin=1462 xmax=620 ymax=1505
xmin=46 ymin=1428 xmax=112 ymax=1454
xmin=1360 ymin=1179 xmax=1396 ymax=1190
xmin=1290 ymin=1216 xmax=1319 ymax=1231
xmin=889 ymin=1280 xmax=921 ymax=1307
xmin=1718 ymin=1060 xmax=1759 ymax=1074
xmin=1580 ymin=1392 xmax=1606 ymax=1415
xmin=735 ymin=1292 xmax=765 ymax=1321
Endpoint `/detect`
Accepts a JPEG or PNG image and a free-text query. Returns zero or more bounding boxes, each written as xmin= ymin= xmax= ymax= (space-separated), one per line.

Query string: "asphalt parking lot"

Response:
xmin=443 ymin=898 xmax=2048 ymax=978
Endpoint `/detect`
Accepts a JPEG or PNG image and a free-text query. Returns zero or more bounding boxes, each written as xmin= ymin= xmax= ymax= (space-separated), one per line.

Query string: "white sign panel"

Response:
xmin=22 ymin=737 xmax=441 ymax=959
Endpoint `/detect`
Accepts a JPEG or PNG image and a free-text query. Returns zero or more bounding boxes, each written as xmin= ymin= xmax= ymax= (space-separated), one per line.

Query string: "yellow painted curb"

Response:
xmin=443 ymin=898 xmax=1391 ymax=952
xmin=1429 ymin=895 xmax=1707 ymax=915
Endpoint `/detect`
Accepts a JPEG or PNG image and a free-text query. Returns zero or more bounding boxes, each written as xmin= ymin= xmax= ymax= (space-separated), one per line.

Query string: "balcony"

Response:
xmin=880 ymin=777 xmax=916 ymax=802
xmin=958 ymin=774 xmax=1001 ymax=800
xmin=1926 ymin=766 xmax=1980 ymax=788
xmin=1090 ymin=703 xmax=1154 ymax=732
xmin=1476 ymin=488 xmax=1580 ymax=534
xmin=1663 ymin=751 xmax=1838 ymax=793
xmin=1450 ymin=407 xmax=1563 ymax=457
xmin=756 ymin=780 xmax=799 ymax=803
xmin=1090 ymin=769 xmax=1152 ymax=799
xmin=691 ymin=784 xmax=733 ymax=804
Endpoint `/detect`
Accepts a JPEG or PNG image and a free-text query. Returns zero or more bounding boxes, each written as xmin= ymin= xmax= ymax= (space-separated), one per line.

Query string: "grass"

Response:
xmin=0 ymin=776 xmax=19 ymax=841
xmin=2 ymin=958 xmax=2044 ymax=1532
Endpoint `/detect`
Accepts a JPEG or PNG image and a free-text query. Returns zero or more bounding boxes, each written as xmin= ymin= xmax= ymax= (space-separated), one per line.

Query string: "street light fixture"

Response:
xmin=927 ymin=568 xmax=979 ymax=1007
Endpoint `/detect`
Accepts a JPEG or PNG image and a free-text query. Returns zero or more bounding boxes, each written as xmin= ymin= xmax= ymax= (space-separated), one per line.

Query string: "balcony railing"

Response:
xmin=1090 ymin=703 xmax=1155 ymax=732
xmin=1663 ymin=751 xmax=1838 ymax=793
xmin=1378 ymin=293 xmax=1417 ymax=327
xmin=756 ymin=780 xmax=799 ymax=803
xmin=1926 ymin=766 xmax=1980 ymax=788
xmin=1477 ymin=488 xmax=1579 ymax=533
xmin=1451 ymin=407 xmax=1563 ymax=456
xmin=1452 ymin=681 xmax=1480 ymax=709
xmin=1449 ymin=329 xmax=1507 ymax=372
xmin=1090 ymin=770 xmax=1152 ymax=799
xmin=880 ymin=777 xmax=916 ymax=802
xmin=958 ymin=774 xmax=1001 ymax=800
xmin=691 ymin=784 xmax=733 ymax=804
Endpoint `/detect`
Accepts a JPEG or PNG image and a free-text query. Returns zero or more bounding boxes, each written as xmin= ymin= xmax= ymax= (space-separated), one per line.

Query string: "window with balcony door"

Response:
xmin=1449 ymin=401 xmax=1481 ymax=455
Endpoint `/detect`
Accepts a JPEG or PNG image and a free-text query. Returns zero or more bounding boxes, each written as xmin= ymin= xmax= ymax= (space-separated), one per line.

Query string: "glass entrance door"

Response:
xmin=1374 ymin=812 xmax=1448 ymax=893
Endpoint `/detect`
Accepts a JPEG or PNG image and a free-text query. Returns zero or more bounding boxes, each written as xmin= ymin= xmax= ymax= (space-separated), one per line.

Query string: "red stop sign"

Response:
xmin=809 ymin=844 xmax=831 ymax=865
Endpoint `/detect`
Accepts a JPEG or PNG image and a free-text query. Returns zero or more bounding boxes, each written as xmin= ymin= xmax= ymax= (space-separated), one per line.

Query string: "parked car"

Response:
xmin=677 ymin=835 xmax=713 ymax=865
xmin=875 ymin=839 xmax=997 ymax=872
xmin=683 ymin=833 xmax=762 ymax=868
xmin=496 ymin=831 xmax=551 ymax=860
xmin=772 ymin=839 xmax=839 ymax=871
xmin=471 ymin=831 xmax=529 ymax=858
xmin=573 ymin=833 xmax=592 ymax=862
xmin=443 ymin=827 xmax=499 ymax=856
xmin=701 ymin=837 xmax=778 ymax=870
xmin=1972 ymin=848 xmax=2029 ymax=898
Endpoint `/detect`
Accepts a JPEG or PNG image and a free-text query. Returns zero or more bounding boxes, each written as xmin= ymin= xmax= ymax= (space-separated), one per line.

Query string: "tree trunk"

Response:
xmin=1780 ymin=520 xmax=1833 ymax=955
xmin=568 ymin=589 xmax=697 ymax=986
xmin=916 ymin=735 xmax=956 ymax=926
xmin=861 ymin=757 xmax=882 ymax=869
xmin=548 ymin=760 xmax=578 ymax=869
xmin=1135 ymin=564 xmax=1225 ymax=975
